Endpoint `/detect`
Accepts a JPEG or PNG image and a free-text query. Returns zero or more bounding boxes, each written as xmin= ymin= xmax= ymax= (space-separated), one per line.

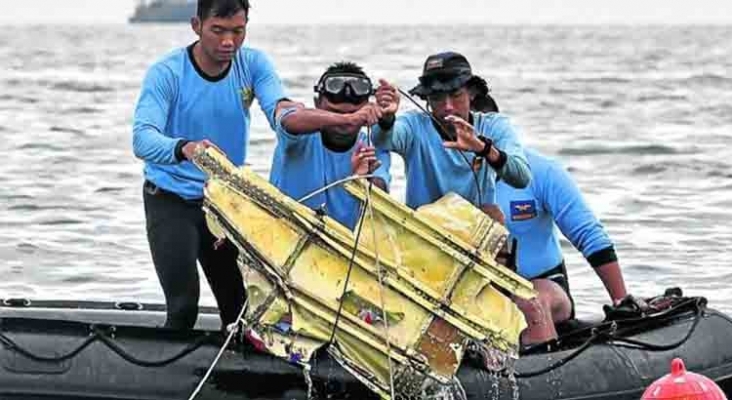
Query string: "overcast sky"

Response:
xmin=1 ymin=0 xmax=732 ymax=25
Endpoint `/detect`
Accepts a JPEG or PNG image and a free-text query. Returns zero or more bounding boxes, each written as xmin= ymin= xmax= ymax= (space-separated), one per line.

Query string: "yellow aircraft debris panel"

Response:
xmin=193 ymin=147 xmax=535 ymax=399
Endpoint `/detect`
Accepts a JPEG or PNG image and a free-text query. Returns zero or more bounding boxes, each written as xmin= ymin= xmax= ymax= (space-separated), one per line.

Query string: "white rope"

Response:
xmin=363 ymin=126 xmax=396 ymax=400
xmin=186 ymin=297 xmax=249 ymax=400
xmin=297 ymin=174 xmax=376 ymax=204
xmin=365 ymin=191 xmax=396 ymax=399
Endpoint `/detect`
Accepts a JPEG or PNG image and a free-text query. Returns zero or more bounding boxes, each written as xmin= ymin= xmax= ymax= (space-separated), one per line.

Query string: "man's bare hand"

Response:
xmin=443 ymin=115 xmax=484 ymax=152
xmin=375 ymin=79 xmax=400 ymax=116
xmin=182 ymin=139 xmax=220 ymax=160
xmin=351 ymin=142 xmax=381 ymax=176
xmin=345 ymin=103 xmax=383 ymax=129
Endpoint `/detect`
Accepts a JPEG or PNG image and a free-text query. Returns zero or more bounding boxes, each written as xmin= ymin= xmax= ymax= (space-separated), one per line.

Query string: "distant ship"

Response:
xmin=128 ymin=0 xmax=196 ymax=23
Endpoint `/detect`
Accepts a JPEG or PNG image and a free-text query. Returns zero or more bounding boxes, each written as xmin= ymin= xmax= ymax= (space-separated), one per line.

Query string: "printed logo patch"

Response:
xmin=510 ymin=200 xmax=537 ymax=221
xmin=240 ymin=87 xmax=254 ymax=109
xmin=425 ymin=58 xmax=444 ymax=70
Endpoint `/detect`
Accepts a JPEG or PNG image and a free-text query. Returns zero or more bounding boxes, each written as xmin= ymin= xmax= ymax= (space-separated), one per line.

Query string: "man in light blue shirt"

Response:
xmin=497 ymin=148 xmax=625 ymax=292
xmin=371 ymin=52 xmax=531 ymax=211
xmin=270 ymin=62 xmax=391 ymax=229
xmin=496 ymin=149 xmax=628 ymax=347
xmin=132 ymin=0 xmax=294 ymax=330
xmin=470 ymin=87 xmax=628 ymax=348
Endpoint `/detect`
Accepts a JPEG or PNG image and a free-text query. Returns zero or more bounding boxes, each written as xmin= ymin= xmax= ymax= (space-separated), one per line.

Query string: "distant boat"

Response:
xmin=128 ymin=0 xmax=196 ymax=23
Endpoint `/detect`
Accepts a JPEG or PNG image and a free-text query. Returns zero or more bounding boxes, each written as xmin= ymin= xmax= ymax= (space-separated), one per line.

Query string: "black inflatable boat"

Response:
xmin=1 ymin=291 xmax=731 ymax=400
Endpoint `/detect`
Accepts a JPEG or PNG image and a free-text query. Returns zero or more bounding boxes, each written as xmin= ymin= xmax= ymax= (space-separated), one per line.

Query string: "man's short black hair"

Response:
xmin=197 ymin=0 xmax=250 ymax=20
xmin=318 ymin=61 xmax=368 ymax=82
xmin=315 ymin=62 xmax=370 ymax=104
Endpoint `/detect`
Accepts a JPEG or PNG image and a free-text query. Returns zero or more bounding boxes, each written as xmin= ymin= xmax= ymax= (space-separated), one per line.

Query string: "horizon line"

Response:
xmin=2 ymin=20 xmax=732 ymax=27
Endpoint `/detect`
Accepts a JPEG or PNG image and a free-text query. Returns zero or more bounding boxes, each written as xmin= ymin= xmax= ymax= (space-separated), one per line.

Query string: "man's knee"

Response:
xmin=514 ymin=295 xmax=551 ymax=327
xmin=532 ymin=279 xmax=572 ymax=323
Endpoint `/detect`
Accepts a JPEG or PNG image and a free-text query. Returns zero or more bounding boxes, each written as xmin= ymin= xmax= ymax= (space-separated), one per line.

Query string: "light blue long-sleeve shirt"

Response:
xmin=269 ymin=107 xmax=392 ymax=230
xmin=132 ymin=44 xmax=287 ymax=200
xmin=497 ymin=148 xmax=615 ymax=278
xmin=371 ymin=111 xmax=531 ymax=209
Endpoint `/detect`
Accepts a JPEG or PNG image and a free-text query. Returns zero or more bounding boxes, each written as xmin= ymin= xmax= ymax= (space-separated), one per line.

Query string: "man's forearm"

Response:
xmin=594 ymin=261 xmax=628 ymax=304
xmin=497 ymin=153 xmax=531 ymax=189
xmin=132 ymin=124 xmax=180 ymax=164
xmin=281 ymin=109 xmax=351 ymax=135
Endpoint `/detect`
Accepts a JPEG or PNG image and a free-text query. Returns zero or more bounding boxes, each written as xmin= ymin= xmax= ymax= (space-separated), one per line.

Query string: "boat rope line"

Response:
xmin=396 ymin=86 xmax=484 ymax=208
xmin=365 ymin=125 xmax=397 ymax=400
xmin=322 ymin=125 xmax=381 ymax=345
xmin=321 ymin=177 xmax=373 ymax=396
xmin=514 ymin=297 xmax=706 ymax=378
xmin=368 ymin=201 xmax=397 ymax=400
xmin=0 ymin=330 xmax=96 ymax=363
xmin=187 ymin=296 xmax=250 ymax=400
xmin=513 ymin=328 xmax=602 ymax=379
xmin=0 ymin=292 xmax=720 ymax=394
xmin=297 ymin=174 xmax=376 ymax=204
xmin=319 ymin=125 xmax=397 ymax=398
xmin=326 ymin=186 xmax=371 ymax=347
xmin=0 ymin=324 xmax=214 ymax=367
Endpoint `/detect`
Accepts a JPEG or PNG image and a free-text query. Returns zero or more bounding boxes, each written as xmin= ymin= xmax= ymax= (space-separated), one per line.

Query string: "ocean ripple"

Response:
xmin=1 ymin=24 xmax=731 ymax=316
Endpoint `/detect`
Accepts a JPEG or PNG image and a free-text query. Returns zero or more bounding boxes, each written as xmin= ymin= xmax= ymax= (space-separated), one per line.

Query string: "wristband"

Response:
xmin=378 ymin=114 xmax=396 ymax=130
xmin=174 ymin=139 xmax=191 ymax=162
xmin=475 ymin=136 xmax=493 ymax=158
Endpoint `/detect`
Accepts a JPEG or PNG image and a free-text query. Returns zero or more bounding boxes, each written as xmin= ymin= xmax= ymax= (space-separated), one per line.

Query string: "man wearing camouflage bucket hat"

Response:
xmin=370 ymin=51 xmax=567 ymax=348
xmin=371 ymin=51 xmax=531 ymax=211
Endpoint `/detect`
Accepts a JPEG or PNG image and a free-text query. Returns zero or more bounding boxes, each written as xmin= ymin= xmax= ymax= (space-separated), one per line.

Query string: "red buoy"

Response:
xmin=642 ymin=358 xmax=727 ymax=400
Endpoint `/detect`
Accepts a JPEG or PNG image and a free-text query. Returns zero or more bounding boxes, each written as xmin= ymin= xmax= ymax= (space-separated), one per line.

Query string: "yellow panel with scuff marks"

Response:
xmin=193 ymin=147 xmax=535 ymax=399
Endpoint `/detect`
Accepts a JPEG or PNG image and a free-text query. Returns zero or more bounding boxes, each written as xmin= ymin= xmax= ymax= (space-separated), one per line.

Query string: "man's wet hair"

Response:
xmin=315 ymin=62 xmax=369 ymax=102
xmin=318 ymin=61 xmax=368 ymax=81
xmin=197 ymin=0 xmax=250 ymax=20
xmin=467 ymin=76 xmax=500 ymax=113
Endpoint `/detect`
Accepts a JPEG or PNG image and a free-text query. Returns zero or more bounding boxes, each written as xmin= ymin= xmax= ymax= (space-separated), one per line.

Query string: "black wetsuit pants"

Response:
xmin=143 ymin=180 xmax=245 ymax=330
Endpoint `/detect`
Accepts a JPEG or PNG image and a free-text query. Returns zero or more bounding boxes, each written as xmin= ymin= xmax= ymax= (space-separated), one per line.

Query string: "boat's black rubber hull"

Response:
xmin=1 ymin=302 xmax=731 ymax=399
xmin=462 ymin=310 xmax=732 ymax=399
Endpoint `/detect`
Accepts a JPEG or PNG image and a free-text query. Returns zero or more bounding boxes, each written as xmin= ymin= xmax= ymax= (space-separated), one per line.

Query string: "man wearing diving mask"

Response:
xmin=371 ymin=51 xmax=531 ymax=211
xmin=269 ymin=62 xmax=392 ymax=229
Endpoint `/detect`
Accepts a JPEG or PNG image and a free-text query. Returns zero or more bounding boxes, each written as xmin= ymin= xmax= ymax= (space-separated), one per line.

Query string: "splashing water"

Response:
xmin=490 ymin=371 xmax=500 ymax=400
xmin=427 ymin=377 xmax=467 ymax=400
xmin=391 ymin=369 xmax=468 ymax=400
xmin=547 ymin=361 xmax=562 ymax=399
xmin=506 ymin=369 xmax=520 ymax=400
xmin=464 ymin=340 xmax=517 ymax=373
xmin=461 ymin=342 xmax=522 ymax=400
xmin=303 ymin=364 xmax=315 ymax=400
